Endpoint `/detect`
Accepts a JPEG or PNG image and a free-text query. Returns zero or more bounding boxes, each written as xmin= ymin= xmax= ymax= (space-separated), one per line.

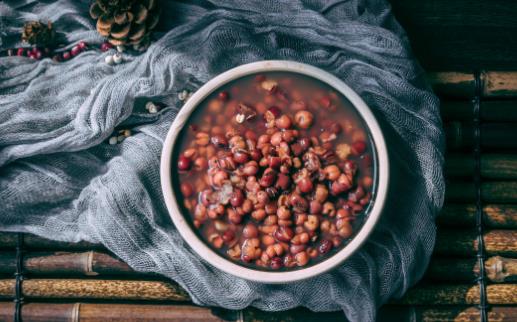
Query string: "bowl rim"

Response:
xmin=160 ymin=60 xmax=389 ymax=283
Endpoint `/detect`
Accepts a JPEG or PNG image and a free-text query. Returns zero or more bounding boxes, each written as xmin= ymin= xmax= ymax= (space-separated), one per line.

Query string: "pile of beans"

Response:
xmin=174 ymin=72 xmax=374 ymax=270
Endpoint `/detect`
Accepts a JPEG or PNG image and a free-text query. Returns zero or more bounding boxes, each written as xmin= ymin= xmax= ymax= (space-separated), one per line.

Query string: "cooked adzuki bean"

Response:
xmin=174 ymin=72 xmax=374 ymax=270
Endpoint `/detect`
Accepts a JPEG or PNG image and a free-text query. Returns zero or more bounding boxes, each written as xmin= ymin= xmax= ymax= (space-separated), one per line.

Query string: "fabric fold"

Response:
xmin=0 ymin=1 xmax=444 ymax=320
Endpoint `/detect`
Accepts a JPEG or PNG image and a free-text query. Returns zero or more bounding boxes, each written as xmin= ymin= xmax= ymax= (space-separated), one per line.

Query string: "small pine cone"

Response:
xmin=90 ymin=0 xmax=160 ymax=50
xmin=21 ymin=21 xmax=55 ymax=46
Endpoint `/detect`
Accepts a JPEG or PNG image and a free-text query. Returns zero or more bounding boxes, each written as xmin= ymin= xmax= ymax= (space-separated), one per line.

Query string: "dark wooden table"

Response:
xmin=2 ymin=1 xmax=517 ymax=321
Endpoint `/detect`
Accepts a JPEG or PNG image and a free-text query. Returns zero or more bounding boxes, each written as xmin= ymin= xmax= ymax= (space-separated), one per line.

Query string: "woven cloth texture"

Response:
xmin=0 ymin=1 xmax=444 ymax=321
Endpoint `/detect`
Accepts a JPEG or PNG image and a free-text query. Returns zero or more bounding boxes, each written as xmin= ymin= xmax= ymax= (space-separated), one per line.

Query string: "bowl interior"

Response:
xmin=160 ymin=60 xmax=389 ymax=283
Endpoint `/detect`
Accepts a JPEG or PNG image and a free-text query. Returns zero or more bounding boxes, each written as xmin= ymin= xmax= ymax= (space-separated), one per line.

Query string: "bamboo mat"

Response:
xmin=1 ymin=71 xmax=517 ymax=321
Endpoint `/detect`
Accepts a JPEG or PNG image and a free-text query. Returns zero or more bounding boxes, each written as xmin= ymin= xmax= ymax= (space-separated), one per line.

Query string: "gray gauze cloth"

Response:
xmin=0 ymin=0 xmax=444 ymax=321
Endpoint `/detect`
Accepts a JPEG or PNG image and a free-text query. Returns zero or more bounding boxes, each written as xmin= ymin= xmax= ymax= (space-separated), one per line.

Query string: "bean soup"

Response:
xmin=173 ymin=71 xmax=376 ymax=271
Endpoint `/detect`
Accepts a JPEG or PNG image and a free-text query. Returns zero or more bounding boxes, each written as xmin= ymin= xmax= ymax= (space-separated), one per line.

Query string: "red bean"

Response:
xmin=260 ymin=168 xmax=277 ymax=187
xmin=294 ymin=110 xmax=314 ymax=129
xmin=298 ymin=137 xmax=312 ymax=151
xmin=290 ymin=244 xmax=306 ymax=255
xmin=218 ymin=91 xmax=229 ymax=101
xmin=274 ymin=226 xmax=294 ymax=242
xmin=275 ymin=173 xmax=291 ymax=190
xmin=243 ymin=223 xmax=258 ymax=238
xmin=211 ymin=134 xmax=228 ymax=148
xmin=268 ymin=156 xmax=281 ymax=169
xmin=289 ymin=193 xmax=308 ymax=213
xmin=250 ymin=150 xmax=262 ymax=161
xmin=265 ymin=202 xmax=278 ymax=215
xmin=270 ymin=257 xmax=283 ymax=269
xmin=233 ymin=151 xmax=249 ymax=164
xmin=180 ymin=182 xmax=194 ymax=197
xmin=310 ymin=200 xmax=322 ymax=214
xmin=297 ymin=178 xmax=313 ymax=193
xmin=222 ymin=230 xmax=235 ymax=242
xmin=276 ymin=115 xmax=292 ymax=129
xmin=268 ymin=106 xmax=281 ymax=118
xmin=318 ymin=240 xmax=333 ymax=254
xmin=230 ymin=189 xmax=245 ymax=207
xmin=243 ymin=161 xmax=259 ymax=176
xmin=352 ymin=140 xmax=366 ymax=155
xmin=329 ymin=122 xmax=342 ymax=134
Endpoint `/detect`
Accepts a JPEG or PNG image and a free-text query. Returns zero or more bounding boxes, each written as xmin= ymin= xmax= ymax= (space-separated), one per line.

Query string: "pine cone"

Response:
xmin=90 ymin=0 xmax=160 ymax=50
xmin=22 ymin=21 xmax=55 ymax=46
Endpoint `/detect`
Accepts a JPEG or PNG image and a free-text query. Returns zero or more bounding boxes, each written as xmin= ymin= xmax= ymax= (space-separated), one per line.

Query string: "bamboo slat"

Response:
xmin=438 ymin=204 xmax=517 ymax=228
xmin=394 ymin=284 xmax=517 ymax=305
xmin=0 ymin=303 xmax=516 ymax=322
xmin=2 ymin=250 xmax=516 ymax=282
xmin=435 ymin=230 xmax=517 ymax=257
xmin=446 ymin=181 xmax=517 ymax=203
xmin=441 ymin=100 xmax=517 ymax=122
xmin=378 ymin=306 xmax=517 ymax=322
xmin=426 ymin=256 xmax=517 ymax=283
xmin=446 ymin=154 xmax=517 ymax=179
xmin=0 ymin=251 xmax=136 ymax=276
xmin=0 ymin=303 xmax=239 ymax=322
xmin=0 ymin=279 xmax=189 ymax=302
xmin=427 ymin=72 xmax=477 ymax=97
xmin=428 ymin=71 xmax=517 ymax=97
xmin=0 ymin=278 xmax=516 ymax=306
xmin=446 ymin=122 xmax=517 ymax=150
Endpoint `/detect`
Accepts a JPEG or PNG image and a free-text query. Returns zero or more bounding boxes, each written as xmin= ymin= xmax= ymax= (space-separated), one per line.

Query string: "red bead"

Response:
xmin=17 ymin=48 xmax=25 ymax=56
xmin=62 ymin=51 xmax=71 ymax=60
xmin=78 ymin=41 xmax=87 ymax=49
xmin=34 ymin=49 xmax=43 ymax=60
xmin=71 ymin=45 xmax=81 ymax=56
xmin=100 ymin=42 xmax=113 ymax=52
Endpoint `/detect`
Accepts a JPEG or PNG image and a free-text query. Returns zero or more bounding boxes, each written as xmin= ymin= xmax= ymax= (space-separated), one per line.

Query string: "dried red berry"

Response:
xmin=100 ymin=42 xmax=113 ymax=52
xmin=71 ymin=45 xmax=81 ymax=56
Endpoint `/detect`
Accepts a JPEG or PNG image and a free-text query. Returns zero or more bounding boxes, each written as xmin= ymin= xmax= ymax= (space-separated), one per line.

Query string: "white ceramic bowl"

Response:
xmin=161 ymin=60 xmax=389 ymax=283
